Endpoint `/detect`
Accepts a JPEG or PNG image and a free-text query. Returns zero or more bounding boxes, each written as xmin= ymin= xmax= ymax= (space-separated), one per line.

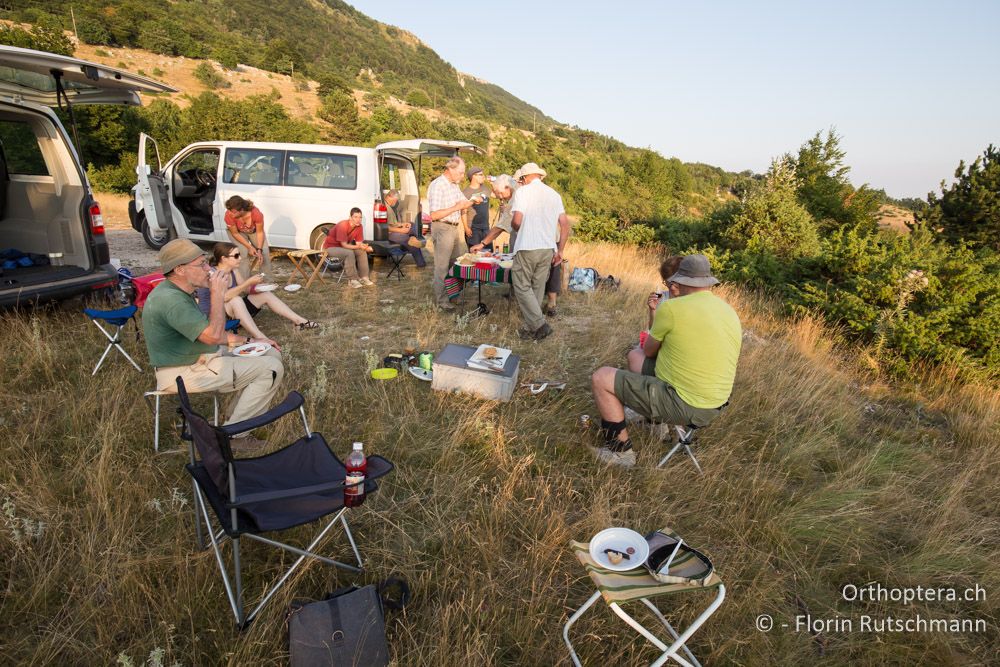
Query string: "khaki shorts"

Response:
xmin=614 ymin=360 xmax=723 ymax=428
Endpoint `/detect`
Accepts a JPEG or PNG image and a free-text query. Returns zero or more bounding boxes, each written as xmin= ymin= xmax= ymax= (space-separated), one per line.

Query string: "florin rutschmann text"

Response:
xmin=754 ymin=583 xmax=988 ymax=635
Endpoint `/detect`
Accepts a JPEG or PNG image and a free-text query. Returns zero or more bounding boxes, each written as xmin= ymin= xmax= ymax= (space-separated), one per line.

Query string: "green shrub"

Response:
xmin=406 ymin=89 xmax=432 ymax=108
xmin=574 ymin=215 xmax=656 ymax=246
xmin=0 ymin=24 xmax=74 ymax=56
xmin=87 ymin=154 xmax=137 ymax=194
xmin=193 ymin=62 xmax=231 ymax=90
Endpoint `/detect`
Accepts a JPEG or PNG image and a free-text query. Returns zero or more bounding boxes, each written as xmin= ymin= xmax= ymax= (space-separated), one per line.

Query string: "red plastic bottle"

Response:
xmin=344 ymin=441 xmax=367 ymax=508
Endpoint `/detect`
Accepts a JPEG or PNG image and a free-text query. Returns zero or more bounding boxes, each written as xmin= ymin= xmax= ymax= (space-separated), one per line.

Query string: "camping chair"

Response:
xmin=564 ymin=530 xmax=725 ymax=667
xmin=143 ymin=320 xmax=240 ymax=452
xmin=658 ymin=425 xmax=702 ymax=473
xmin=175 ymin=377 xmax=395 ymax=629
xmin=83 ymin=305 xmax=142 ymax=375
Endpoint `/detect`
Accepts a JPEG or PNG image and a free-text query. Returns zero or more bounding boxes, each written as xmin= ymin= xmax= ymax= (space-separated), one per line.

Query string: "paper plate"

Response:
xmin=371 ymin=368 xmax=398 ymax=380
xmin=284 ymin=283 xmax=302 ymax=292
xmin=255 ymin=283 xmax=278 ymax=292
xmin=408 ymin=366 xmax=433 ymax=382
xmin=232 ymin=342 xmax=272 ymax=358
xmin=589 ymin=527 xmax=649 ymax=571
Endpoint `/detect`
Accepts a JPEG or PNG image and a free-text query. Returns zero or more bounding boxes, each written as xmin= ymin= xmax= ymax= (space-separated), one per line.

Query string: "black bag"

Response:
xmin=288 ymin=579 xmax=410 ymax=666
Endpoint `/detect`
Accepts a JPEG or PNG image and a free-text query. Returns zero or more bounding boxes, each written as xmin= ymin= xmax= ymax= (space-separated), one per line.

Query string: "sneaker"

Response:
xmin=624 ymin=406 xmax=647 ymax=424
xmin=407 ymin=237 xmax=426 ymax=248
xmin=360 ymin=277 xmax=375 ymax=286
xmin=438 ymin=301 xmax=456 ymax=311
xmin=230 ymin=434 xmax=269 ymax=455
xmin=593 ymin=446 xmax=637 ymax=468
xmin=650 ymin=423 xmax=674 ymax=441
xmin=518 ymin=326 xmax=536 ymax=340
xmin=533 ymin=323 xmax=554 ymax=340
xmin=348 ymin=279 xmax=363 ymax=289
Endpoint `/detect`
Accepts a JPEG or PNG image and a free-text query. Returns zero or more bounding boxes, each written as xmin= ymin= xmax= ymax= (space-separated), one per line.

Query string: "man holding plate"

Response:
xmin=143 ymin=239 xmax=284 ymax=451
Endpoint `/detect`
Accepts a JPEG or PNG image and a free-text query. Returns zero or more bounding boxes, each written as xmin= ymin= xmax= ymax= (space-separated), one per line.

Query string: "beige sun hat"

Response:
xmin=158 ymin=239 xmax=204 ymax=274
xmin=667 ymin=254 xmax=720 ymax=287
xmin=518 ymin=162 xmax=547 ymax=179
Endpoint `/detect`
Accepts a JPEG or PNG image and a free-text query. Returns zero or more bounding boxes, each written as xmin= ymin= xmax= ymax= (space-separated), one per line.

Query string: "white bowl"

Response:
xmin=284 ymin=284 xmax=302 ymax=292
xmin=589 ymin=527 xmax=649 ymax=571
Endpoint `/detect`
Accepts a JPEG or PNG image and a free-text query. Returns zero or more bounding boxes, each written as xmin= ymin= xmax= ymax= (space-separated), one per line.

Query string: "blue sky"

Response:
xmin=348 ymin=1 xmax=999 ymax=199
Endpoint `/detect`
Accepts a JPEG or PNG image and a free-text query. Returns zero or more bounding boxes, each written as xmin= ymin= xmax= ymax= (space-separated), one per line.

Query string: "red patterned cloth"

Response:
xmin=445 ymin=264 xmax=512 ymax=298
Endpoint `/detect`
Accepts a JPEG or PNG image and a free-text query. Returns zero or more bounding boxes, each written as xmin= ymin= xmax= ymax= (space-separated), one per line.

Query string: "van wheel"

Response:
xmin=310 ymin=226 xmax=331 ymax=251
xmin=140 ymin=212 xmax=175 ymax=250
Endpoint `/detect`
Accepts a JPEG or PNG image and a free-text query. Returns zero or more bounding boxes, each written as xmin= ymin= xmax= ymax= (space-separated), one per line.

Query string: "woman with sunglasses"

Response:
xmin=196 ymin=242 xmax=319 ymax=337
xmin=224 ymin=195 xmax=272 ymax=276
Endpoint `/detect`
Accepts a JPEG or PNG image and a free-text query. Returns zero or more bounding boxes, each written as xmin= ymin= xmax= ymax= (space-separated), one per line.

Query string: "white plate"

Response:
xmin=589 ymin=527 xmax=649 ymax=571
xmin=284 ymin=283 xmax=302 ymax=292
xmin=255 ymin=283 xmax=278 ymax=292
xmin=232 ymin=342 xmax=272 ymax=358
xmin=408 ymin=366 xmax=433 ymax=382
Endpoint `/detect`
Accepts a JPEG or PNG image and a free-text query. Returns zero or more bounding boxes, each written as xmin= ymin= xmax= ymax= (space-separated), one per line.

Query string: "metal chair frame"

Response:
xmin=564 ymin=584 xmax=726 ymax=667
xmin=85 ymin=307 xmax=142 ymax=376
xmin=657 ymin=424 xmax=702 ymax=473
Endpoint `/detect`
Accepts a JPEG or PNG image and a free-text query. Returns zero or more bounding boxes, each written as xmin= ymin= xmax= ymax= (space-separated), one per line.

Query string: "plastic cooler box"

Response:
xmin=431 ymin=344 xmax=520 ymax=402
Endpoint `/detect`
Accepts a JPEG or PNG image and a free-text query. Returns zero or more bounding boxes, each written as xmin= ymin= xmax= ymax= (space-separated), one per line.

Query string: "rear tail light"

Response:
xmin=89 ymin=202 xmax=105 ymax=236
xmin=373 ymin=200 xmax=388 ymax=223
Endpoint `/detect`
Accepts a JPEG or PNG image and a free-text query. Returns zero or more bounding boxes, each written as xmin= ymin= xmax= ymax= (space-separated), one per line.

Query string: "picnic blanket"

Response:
xmin=444 ymin=263 xmax=512 ymax=299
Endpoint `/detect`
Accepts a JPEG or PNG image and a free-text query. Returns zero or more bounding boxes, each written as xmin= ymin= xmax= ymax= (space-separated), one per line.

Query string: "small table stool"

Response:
xmin=287 ymin=249 xmax=327 ymax=288
xmin=83 ymin=305 xmax=142 ymax=375
xmin=564 ymin=530 xmax=725 ymax=667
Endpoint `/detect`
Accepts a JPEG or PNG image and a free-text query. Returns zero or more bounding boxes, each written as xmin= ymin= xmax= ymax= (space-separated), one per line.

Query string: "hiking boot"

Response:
xmin=518 ymin=326 xmax=536 ymax=339
xmin=230 ymin=434 xmax=269 ymax=456
xmin=348 ymin=279 xmax=363 ymax=289
xmin=545 ymin=306 xmax=557 ymax=317
xmin=533 ymin=323 xmax=553 ymax=340
xmin=593 ymin=446 xmax=636 ymax=468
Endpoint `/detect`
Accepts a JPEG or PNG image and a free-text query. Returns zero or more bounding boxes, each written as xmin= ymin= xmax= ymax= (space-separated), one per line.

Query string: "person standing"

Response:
xmin=322 ymin=207 xmax=375 ymax=289
xmin=427 ymin=156 xmax=476 ymax=310
xmin=385 ymin=189 xmax=426 ymax=268
xmin=224 ymin=196 xmax=272 ymax=277
xmin=510 ymin=162 xmax=569 ymax=340
xmin=463 ymin=166 xmax=493 ymax=250
xmin=470 ymin=173 xmax=519 ymax=253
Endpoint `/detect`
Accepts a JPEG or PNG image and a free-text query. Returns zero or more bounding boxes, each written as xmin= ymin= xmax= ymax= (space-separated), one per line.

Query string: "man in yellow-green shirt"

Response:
xmin=589 ymin=254 xmax=741 ymax=467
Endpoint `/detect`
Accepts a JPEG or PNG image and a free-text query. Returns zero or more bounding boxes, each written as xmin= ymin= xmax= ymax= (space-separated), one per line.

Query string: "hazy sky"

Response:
xmin=348 ymin=0 xmax=998 ymax=199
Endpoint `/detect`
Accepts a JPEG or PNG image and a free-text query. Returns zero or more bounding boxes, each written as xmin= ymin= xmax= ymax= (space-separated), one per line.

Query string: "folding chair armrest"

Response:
xmin=218 ymin=391 xmax=305 ymax=436
xmin=229 ymin=478 xmax=350 ymax=506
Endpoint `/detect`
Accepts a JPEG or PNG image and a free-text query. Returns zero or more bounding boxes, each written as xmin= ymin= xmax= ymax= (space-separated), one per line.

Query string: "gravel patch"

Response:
xmin=106 ymin=228 xmax=160 ymax=275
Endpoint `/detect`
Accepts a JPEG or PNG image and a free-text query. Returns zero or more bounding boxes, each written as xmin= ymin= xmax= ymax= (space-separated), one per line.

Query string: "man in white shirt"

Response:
xmin=510 ymin=162 xmax=570 ymax=340
xmin=427 ymin=156 xmax=476 ymax=310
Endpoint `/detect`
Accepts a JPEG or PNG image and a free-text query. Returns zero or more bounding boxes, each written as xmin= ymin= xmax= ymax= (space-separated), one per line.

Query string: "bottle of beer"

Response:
xmin=344 ymin=441 xmax=367 ymax=508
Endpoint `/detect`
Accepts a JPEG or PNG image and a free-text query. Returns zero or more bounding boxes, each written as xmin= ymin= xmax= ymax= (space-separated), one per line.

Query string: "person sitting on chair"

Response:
xmin=322 ymin=207 xmax=374 ymax=289
xmin=589 ymin=254 xmax=742 ymax=467
xmin=142 ymin=239 xmax=284 ymax=452
xmin=385 ymin=189 xmax=426 ymax=268
xmin=196 ymin=242 xmax=319 ymax=337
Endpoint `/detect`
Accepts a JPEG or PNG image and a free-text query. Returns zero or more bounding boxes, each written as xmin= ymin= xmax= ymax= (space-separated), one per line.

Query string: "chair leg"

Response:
xmin=641 ymin=599 xmax=702 ymax=667
xmin=647 ymin=585 xmax=726 ymax=667
xmin=91 ymin=321 xmax=142 ymax=375
xmin=658 ymin=427 xmax=703 ymax=474
xmin=563 ymin=591 xmax=601 ymax=667
xmin=194 ymin=486 xmax=244 ymax=625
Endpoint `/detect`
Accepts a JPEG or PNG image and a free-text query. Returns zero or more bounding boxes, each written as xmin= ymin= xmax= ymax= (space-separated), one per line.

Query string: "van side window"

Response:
xmin=286 ymin=151 xmax=357 ymax=190
xmin=227 ymin=148 xmax=283 ymax=185
xmin=0 ymin=120 xmax=49 ymax=176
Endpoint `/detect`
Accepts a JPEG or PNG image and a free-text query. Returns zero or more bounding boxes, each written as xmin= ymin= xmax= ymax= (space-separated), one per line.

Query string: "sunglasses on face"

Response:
xmin=229 ymin=252 xmax=241 ymax=259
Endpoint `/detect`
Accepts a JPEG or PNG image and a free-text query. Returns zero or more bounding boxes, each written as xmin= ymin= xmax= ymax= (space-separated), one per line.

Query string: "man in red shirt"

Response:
xmin=323 ymin=207 xmax=374 ymax=288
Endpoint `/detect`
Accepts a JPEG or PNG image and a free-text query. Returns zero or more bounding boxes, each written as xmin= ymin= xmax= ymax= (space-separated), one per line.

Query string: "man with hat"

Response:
xmin=462 ymin=166 xmax=493 ymax=250
xmin=509 ymin=162 xmax=570 ymax=340
xmin=143 ymin=239 xmax=284 ymax=450
xmin=589 ymin=254 xmax=741 ymax=467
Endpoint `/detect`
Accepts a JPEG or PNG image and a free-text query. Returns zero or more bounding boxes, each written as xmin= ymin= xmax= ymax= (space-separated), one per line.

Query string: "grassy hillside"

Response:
xmin=1 ymin=244 xmax=997 ymax=664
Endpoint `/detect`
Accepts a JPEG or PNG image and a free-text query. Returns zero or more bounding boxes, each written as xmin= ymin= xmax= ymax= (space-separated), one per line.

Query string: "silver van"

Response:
xmin=0 ymin=46 xmax=171 ymax=307
xmin=131 ymin=137 xmax=482 ymax=250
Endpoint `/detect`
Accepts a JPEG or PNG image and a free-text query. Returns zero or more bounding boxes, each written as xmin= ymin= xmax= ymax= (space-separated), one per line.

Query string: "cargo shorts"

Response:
xmin=613 ymin=357 xmax=723 ymax=428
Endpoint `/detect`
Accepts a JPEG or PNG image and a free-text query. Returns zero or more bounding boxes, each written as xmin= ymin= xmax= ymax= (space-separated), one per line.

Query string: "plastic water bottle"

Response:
xmin=344 ymin=441 xmax=367 ymax=508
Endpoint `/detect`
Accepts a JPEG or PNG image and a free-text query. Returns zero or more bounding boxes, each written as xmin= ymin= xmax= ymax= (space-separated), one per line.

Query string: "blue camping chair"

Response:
xmin=83 ymin=305 xmax=142 ymax=375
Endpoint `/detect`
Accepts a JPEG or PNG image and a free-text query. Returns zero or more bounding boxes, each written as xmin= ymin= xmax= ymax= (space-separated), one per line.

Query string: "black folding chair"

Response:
xmin=176 ymin=377 xmax=394 ymax=629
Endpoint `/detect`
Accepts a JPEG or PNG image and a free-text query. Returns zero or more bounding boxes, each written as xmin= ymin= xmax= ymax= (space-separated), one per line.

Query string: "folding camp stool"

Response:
xmin=320 ymin=255 xmax=346 ymax=283
xmin=381 ymin=245 xmax=407 ymax=281
xmin=83 ymin=305 xmax=142 ymax=375
xmin=658 ymin=424 xmax=702 ymax=473
xmin=286 ymin=249 xmax=327 ymax=288
xmin=564 ymin=535 xmax=725 ymax=667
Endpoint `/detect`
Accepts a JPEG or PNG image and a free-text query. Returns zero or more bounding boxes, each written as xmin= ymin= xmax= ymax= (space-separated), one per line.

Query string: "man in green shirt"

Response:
xmin=144 ymin=239 xmax=283 ymax=450
xmin=589 ymin=255 xmax=741 ymax=467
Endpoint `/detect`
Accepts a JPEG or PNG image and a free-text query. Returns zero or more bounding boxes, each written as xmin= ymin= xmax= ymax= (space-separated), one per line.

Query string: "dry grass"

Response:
xmin=1 ymin=242 xmax=998 ymax=665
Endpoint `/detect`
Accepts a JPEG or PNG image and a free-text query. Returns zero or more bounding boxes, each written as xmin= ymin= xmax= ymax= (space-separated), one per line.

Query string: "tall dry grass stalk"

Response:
xmin=1 ymin=241 xmax=997 ymax=665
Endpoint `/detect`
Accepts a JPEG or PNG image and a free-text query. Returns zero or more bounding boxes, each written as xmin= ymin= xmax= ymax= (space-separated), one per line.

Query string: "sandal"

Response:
xmin=295 ymin=320 xmax=320 ymax=331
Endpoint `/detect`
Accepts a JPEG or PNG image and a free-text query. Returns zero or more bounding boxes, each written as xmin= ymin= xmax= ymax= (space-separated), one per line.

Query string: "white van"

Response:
xmin=0 ymin=46 xmax=172 ymax=307
xmin=131 ymin=137 xmax=482 ymax=251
